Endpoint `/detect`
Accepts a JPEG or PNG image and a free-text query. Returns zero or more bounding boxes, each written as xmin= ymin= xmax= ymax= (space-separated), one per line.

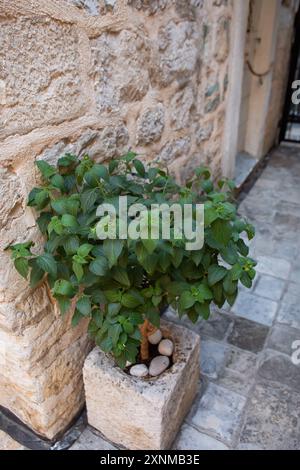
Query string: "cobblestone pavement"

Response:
xmin=2 ymin=145 xmax=300 ymax=451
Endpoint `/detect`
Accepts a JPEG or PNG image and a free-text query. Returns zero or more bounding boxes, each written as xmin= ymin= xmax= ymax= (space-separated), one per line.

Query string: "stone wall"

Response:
xmin=0 ymin=0 xmax=231 ymax=438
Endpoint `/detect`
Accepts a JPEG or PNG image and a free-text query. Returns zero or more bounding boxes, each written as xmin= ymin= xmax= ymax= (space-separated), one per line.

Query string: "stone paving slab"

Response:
xmin=238 ymin=381 xmax=300 ymax=450
xmin=257 ymin=349 xmax=300 ymax=392
xmin=266 ymin=324 xmax=300 ymax=356
xmin=253 ymin=275 xmax=285 ymax=301
xmin=227 ymin=316 xmax=269 ymax=353
xmin=187 ymin=383 xmax=247 ymax=446
xmin=255 ymin=255 xmax=291 ymax=280
xmin=231 ymin=290 xmax=278 ymax=326
xmin=173 ymin=424 xmax=229 ymax=450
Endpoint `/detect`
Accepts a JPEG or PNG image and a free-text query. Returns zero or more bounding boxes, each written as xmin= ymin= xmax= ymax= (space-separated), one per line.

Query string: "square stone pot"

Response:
xmin=83 ymin=319 xmax=200 ymax=450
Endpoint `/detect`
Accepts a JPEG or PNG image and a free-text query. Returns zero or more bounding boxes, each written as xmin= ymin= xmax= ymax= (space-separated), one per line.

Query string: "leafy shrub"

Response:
xmin=8 ymin=152 xmax=256 ymax=367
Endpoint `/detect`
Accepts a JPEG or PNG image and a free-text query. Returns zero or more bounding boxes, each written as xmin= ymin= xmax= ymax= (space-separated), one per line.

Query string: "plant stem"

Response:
xmin=139 ymin=319 xmax=157 ymax=362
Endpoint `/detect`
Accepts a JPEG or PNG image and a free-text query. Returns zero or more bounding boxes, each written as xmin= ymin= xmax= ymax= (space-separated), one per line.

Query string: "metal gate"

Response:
xmin=280 ymin=7 xmax=300 ymax=143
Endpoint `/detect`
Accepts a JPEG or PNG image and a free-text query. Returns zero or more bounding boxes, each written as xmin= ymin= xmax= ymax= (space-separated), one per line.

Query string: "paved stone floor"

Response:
xmin=1 ymin=144 xmax=300 ymax=451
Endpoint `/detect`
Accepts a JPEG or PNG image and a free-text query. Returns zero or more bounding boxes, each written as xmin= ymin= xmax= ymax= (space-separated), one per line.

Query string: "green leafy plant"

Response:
xmin=7 ymin=152 xmax=256 ymax=368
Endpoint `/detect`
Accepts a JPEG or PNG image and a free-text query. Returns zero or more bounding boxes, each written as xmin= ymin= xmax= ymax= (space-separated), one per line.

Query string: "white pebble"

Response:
xmin=129 ymin=364 xmax=148 ymax=377
xmin=148 ymin=329 xmax=162 ymax=345
xmin=158 ymin=339 xmax=174 ymax=357
xmin=149 ymin=355 xmax=170 ymax=377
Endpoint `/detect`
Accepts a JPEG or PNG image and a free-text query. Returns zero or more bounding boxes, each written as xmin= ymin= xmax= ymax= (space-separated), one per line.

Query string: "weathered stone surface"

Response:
xmin=231 ymin=291 xmax=278 ymax=326
xmin=136 ymin=105 xmax=165 ymax=145
xmin=228 ymin=317 xmax=269 ymax=353
xmin=195 ymin=121 xmax=214 ymax=144
xmin=214 ymin=16 xmax=230 ymax=63
xmin=91 ymin=30 xmax=150 ymax=112
xmin=83 ymin=320 xmax=200 ymax=449
xmin=151 ymin=21 xmax=200 ymax=87
xmin=127 ymin=0 xmax=168 ymax=15
xmin=239 ymin=381 xmax=300 ymax=450
xmin=67 ymin=0 xmax=116 ymax=16
xmin=0 ymin=168 xmax=23 ymax=230
xmin=0 ymin=17 xmax=88 ymax=139
xmin=170 ymin=87 xmax=195 ymax=130
xmin=158 ymin=138 xmax=191 ymax=164
xmin=217 ymin=347 xmax=256 ymax=396
xmin=173 ymin=424 xmax=229 ymax=450
xmin=37 ymin=125 xmax=129 ymax=165
xmin=189 ymin=383 xmax=246 ymax=445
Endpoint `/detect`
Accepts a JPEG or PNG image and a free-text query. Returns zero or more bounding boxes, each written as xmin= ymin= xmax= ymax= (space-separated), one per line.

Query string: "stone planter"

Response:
xmin=83 ymin=320 xmax=200 ymax=450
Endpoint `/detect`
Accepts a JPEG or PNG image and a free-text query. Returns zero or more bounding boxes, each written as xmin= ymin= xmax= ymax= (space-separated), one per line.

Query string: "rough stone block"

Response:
xmin=173 ymin=424 xmax=229 ymax=450
xmin=83 ymin=320 xmax=200 ymax=450
xmin=231 ymin=291 xmax=278 ymax=326
xmin=0 ymin=17 xmax=88 ymax=138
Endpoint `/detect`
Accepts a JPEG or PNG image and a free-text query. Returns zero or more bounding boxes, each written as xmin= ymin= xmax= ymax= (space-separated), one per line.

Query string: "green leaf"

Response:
xmin=240 ymin=272 xmax=252 ymax=288
xmin=179 ymin=291 xmax=195 ymax=310
xmin=231 ymin=263 xmax=243 ymax=281
xmin=50 ymin=174 xmax=65 ymax=191
xmin=112 ymin=267 xmax=130 ymax=287
xmin=121 ymin=292 xmax=144 ymax=308
xmin=108 ymin=303 xmax=121 ymax=317
xmin=76 ymin=296 xmax=91 ymax=316
xmin=109 ymin=323 xmax=122 ymax=346
xmin=35 ymin=189 xmax=49 ymax=210
xmin=29 ymin=260 xmax=44 ymax=288
xmin=63 ymin=236 xmax=80 ymax=255
xmin=72 ymin=261 xmax=84 ymax=281
xmin=28 ymin=187 xmax=43 ymax=207
xmin=77 ymin=243 xmax=93 ymax=258
xmin=211 ymin=219 xmax=232 ymax=246
xmin=92 ymin=164 xmax=109 ymax=182
xmin=58 ymin=153 xmax=77 ymax=167
xmin=133 ymin=159 xmax=145 ymax=177
xmin=194 ymin=301 xmax=210 ymax=320
xmin=57 ymin=296 xmax=71 ymax=315
xmin=237 ymin=239 xmax=249 ymax=256
xmin=53 ymin=279 xmax=75 ymax=297
xmin=61 ymin=214 xmax=78 ymax=228
xmin=14 ymin=257 xmax=29 ymax=279
xmin=142 ymin=238 xmax=157 ymax=254
xmin=221 ymin=242 xmax=238 ymax=265
xmin=145 ymin=308 xmax=160 ymax=328
xmin=80 ymin=188 xmax=98 ymax=213
xmin=36 ymin=212 xmax=52 ymax=234
xmin=37 ymin=253 xmax=57 ymax=278
xmin=223 ymin=273 xmax=238 ymax=295
xmin=48 ymin=216 xmax=64 ymax=235
xmin=35 ymin=160 xmax=56 ymax=179
xmin=103 ymin=239 xmax=123 ymax=268
xmin=100 ymin=336 xmax=113 ymax=353
xmin=89 ymin=256 xmax=108 ymax=276
xmin=207 ymin=264 xmax=227 ymax=286
xmin=72 ymin=309 xmax=84 ymax=327
xmin=104 ymin=290 xmax=121 ymax=303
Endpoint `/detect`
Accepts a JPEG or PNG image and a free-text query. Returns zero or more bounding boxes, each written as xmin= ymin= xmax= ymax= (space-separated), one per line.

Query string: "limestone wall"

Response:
xmin=0 ymin=0 xmax=231 ymax=438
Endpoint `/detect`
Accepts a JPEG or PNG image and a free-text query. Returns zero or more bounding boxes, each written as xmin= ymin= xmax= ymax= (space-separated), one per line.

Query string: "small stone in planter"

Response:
xmin=149 ymin=355 xmax=170 ymax=377
xmin=130 ymin=364 xmax=148 ymax=377
xmin=158 ymin=338 xmax=174 ymax=357
xmin=148 ymin=329 xmax=163 ymax=345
